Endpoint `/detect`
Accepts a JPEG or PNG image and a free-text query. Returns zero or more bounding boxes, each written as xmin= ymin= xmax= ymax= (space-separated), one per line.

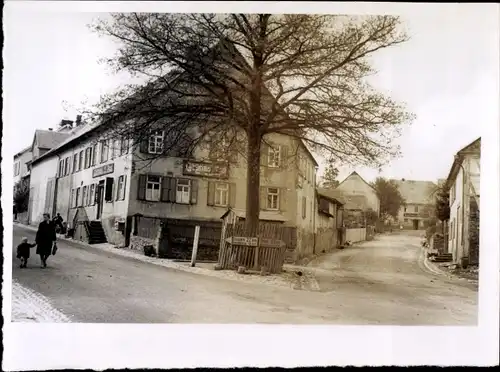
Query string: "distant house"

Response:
xmin=334 ymin=171 xmax=380 ymax=227
xmin=445 ymin=137 xmax=480 ymax=266
xmin=394 ymin=179 xmax=438 ymax=230
xmin=13 ymin=146 xmax=32 ymax=188
xmin=315 ymin=188 xmax=344 ymax=252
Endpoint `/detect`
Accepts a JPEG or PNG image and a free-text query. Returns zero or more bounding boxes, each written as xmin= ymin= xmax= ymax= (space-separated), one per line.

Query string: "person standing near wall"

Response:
xmin=35 ymin=213 xmax=57 ymax=268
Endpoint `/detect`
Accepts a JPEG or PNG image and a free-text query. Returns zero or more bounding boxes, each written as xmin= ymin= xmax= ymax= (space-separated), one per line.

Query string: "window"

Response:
xmin=58 ymin=160 xmax=64 ymax=177
xmin=92 ymin=144 xmax=98 ymax=166
xmin=71 ymin=189 xmax=75 ymax=208
xmin=214 ymin=183 xmax=229 ymax=207
xmin=100 ymin=140 xmax=109 ymax=163
xmin=268 ymin=145 xmax=281 ymax=168
xmin=120 ymin=137 xmax=128 ymax=155
xmin=404 ymin=207 xmax=407 ymax=212
xmin=148 ymin=130 xmax=164 ymax=154
xmin=89 ymin=184 xmax=95 ymax=205
xmin=14 ymin=162 xmax=20 ymax=176
xmin=267 ymin=187 xmax=279 ymax=210
xmin=82 ymin=186 xmax=88 ymax=207
xmin=76 ymin=187 xmax=81 ymax=207
xmin=72 ymin=154 xmax=78 ymax=173
xmin=113 ymin=139 xmax=121 ymax=159
xmin=64 ymin=157 xmax=70 ymax=175
xmin=302 ymin=196 xmax=307 ymax=219
xmin=78 ymin=150 xmax=83 ymax=171
xmin=116 ymin=175 xmax=126 ymax=201
xmin=84 ymin=148 xmax=91 ymax=169
xmin=415 ymin=205 xmax=419 ymax=213
xmin=146 ymin=175 xmax=161 ymax=201
xmin=176 ymin=179 xmax=191 ymax=204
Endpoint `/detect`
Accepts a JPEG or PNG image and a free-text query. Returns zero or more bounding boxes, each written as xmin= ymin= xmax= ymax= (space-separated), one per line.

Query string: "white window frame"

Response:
xmin=266 ymin=187 xmax=280 ymax=210
xmin=176 ymin=179 xmax=191 ymax=204
xmin=58 ymin=160 xmax=64 ymax=177
xmin=100 ymin=140 xmax=109 ymax=163
xmin=117 ymin=175 xmax=125 ymax=200
xmin=76 ymin=187 xmax=82 ymax=207
xmin=214 ymin=183 xmax=229 ymax=207
xmin=145 ymin=175 xmax=161 ymax=202
xmin=71 ymin=189 xmax=75 ymax=208
xmin=148 ymin=130 xmax=164 ymax=154
xmin=268 ymin=145 xmax=281 ymax=168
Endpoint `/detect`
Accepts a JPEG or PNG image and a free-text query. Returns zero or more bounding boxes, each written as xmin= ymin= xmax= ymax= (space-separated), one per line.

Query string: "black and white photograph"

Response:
xmin=2 ymin=1 xmax=499 ymax=369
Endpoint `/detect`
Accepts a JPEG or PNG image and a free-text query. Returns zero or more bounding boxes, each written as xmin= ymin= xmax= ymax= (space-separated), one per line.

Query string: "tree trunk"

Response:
xmin=245 ymin=43 xmax=264 ymax=237
xmin=245 ymin=127 xmax=261 ymax=237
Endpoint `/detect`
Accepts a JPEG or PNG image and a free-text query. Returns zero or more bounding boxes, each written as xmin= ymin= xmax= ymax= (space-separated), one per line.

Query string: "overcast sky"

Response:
xmin=3 ymin=2 xmax=498 ymax=184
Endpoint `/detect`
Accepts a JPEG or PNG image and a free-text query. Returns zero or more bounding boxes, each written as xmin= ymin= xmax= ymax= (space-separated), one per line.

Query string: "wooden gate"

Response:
xmin=217 ymin=222 xmax=290 ymax=274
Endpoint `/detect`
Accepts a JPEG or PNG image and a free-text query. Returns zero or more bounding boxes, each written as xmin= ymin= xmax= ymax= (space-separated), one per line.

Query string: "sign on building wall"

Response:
xmin=183 ymin=160 xmax=228 ymax=178
xmin=93 ymin=163 xmax=114 ymax=178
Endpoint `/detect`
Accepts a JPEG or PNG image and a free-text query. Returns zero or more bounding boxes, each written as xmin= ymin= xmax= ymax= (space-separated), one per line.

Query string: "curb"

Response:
xmin=421 ymin=248 xmax=479 ymax=285
xmin=13 ymin=223 xmax=316 ymax=292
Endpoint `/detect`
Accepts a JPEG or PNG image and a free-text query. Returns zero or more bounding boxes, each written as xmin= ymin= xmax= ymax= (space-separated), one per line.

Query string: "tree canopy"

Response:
xmin=320 ymin=162 xmax=340 ymax=189
xmin=371 ymin=177 xmax=405 ymax=219
xmin=89 ymin=13 xmax=414 ymax=232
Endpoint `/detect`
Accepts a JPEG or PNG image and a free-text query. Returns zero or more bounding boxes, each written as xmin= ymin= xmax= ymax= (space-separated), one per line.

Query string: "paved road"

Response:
xmin=12 ymin=226 xmax=477 ymax=324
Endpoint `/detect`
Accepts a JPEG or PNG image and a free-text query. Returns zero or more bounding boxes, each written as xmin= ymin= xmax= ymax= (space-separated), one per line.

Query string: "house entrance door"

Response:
xmin=413 ymin=219 xmax=419 ymax=230
xmin=96 ymin=182 xmax=105 ymax=220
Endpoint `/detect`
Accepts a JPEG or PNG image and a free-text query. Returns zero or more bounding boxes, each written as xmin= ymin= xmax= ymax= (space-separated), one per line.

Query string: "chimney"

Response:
xmin=60 ymin=119 xmax=74 ymax=128
xmin=75 ymin=115 xmax=82 ymax=127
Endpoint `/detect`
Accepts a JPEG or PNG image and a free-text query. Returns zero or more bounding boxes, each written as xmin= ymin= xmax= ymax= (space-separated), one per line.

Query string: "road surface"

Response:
xmin=11 ymin=226 xmax=477 ymax=324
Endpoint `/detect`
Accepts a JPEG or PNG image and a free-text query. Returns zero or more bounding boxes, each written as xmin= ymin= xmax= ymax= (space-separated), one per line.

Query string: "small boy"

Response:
xmin=17 ymin=237 xmax=36 ymax=268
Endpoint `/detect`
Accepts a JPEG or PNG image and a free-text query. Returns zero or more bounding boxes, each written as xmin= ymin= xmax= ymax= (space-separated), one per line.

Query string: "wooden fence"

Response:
xmin=345 ymin=227 xmax=367 ymax=243
xmin=217 ymin=222 xmax=295 ymax=274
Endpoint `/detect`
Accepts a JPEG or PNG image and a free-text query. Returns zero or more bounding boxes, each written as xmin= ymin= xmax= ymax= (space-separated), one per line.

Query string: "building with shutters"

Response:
xmin=28 ymin=114 xmax=319 ymax=252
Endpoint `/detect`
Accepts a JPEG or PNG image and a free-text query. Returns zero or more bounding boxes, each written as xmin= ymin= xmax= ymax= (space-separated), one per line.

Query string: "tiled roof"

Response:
xmin=34 ymin=130 xmax=71 ymax=150
xmin=316 ymin=188 xmax=345 ymax=205
xmin=394 ymin=180 xmax=438 ymax=205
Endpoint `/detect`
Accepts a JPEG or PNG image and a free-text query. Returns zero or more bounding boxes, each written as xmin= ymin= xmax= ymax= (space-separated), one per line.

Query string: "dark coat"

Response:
xmin=36 ymin=220 xmax=56 ymax=255
xmin=17 ymin=242 xmax=36 ymax=259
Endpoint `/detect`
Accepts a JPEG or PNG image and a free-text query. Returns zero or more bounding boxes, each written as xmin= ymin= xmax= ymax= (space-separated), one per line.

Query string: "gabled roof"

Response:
xmin=14 ymin=145 xmax=32 ymax=158
xmin=316 ymin=188 xmax=345 ymax=205
xmin=336 ymin=171 xmax=376 ymax=192
xmin=33 ymin=130 xmax=71 ymax=151
xmin=445 ymin=137 xmax=481 ymax=189
xmin=394 ymin=179 xmax=438 ymax=205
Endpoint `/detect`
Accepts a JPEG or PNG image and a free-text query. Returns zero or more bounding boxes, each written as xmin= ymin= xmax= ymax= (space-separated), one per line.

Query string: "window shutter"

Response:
xmin=137 ymin=174 xmax=147 ymax=200
xmin=105 ymin=177 xmax=114 ymax=201
xmin=122 ymin=176 xmax=127 ymax=200
xmin=279 ymin=188 xmax=287 ymax=212
xmin=140 ymin=136 xmax=149 ymax=154
xmin=229 ymin=183 xmax=236 ymax=208
xmin=169 ymin=178 xmax=177 ymax=203
xmin=115 ymin=177 xmax=120 ymax=201
xmin=190 ymin=179 xmax=198 ymax=204
xmin=260 ymin=143 xmax=269 ymax=166
xmin=161 ymin=176 xmax=171 ymax=202
xmin=207 ymin=181 xmax=215 ymax=206
xmin=163 ymin=132 xmax=170 ymax=156
xmin=280 ymin=145 xmax=288 ymax=168
xmin=259 ymin=187 xmax=267 ymax=210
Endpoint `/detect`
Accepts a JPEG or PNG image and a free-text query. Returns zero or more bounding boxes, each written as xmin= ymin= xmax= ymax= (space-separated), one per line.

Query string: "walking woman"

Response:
xmin=35 ymin=213 xmax=57 ymax=268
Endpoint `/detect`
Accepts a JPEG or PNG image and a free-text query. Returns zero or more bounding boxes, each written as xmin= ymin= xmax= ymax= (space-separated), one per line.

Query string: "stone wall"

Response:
xmin=130 ymin=235 xmax=157 ymax=254
xmin=468 ymin=198 xmax=479 ymax=266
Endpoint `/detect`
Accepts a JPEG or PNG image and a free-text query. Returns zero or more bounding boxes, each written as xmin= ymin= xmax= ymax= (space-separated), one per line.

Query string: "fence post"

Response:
xmin=191 ymin=225 xmax=200 ymax=267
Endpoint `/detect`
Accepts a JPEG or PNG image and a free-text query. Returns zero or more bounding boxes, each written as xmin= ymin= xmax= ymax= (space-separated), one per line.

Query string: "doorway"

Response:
xmin=413 ymin=219 xmax=419 ymax=230
xmin=96 ymin=181 xmax=105 ymax=220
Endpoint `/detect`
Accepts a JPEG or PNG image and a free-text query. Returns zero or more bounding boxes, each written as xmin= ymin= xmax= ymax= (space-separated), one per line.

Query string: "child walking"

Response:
xmin=17 ymin=237 xmax=36 ymax=268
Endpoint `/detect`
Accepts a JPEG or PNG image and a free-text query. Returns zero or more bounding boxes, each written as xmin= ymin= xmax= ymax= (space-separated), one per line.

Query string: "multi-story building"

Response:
xmin=28 ymin=118 xmax=319 ymax=258
xmin=395 ymin=179 xmax=437 ymax=230
xmin=445 ymin=137 xmax=480 ymax=266
xmin=14 ymin=146 xmax=32 ymax=188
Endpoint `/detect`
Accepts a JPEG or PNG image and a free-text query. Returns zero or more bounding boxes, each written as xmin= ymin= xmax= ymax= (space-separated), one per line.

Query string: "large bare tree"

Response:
xmin=89 ymin=13 xmax=414 ymax=234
